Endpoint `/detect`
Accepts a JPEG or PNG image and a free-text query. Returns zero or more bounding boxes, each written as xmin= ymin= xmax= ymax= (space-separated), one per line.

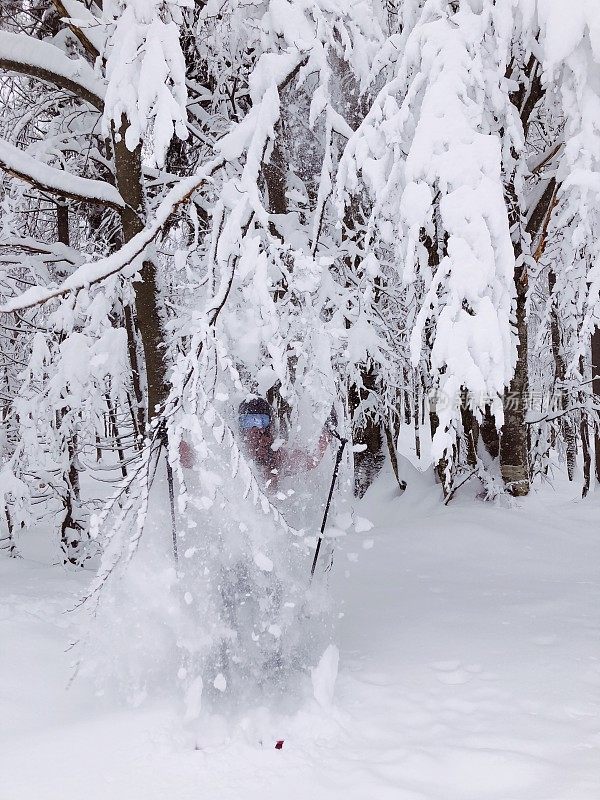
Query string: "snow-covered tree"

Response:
xmin=3 ymin=0 xmax=600 ymax=711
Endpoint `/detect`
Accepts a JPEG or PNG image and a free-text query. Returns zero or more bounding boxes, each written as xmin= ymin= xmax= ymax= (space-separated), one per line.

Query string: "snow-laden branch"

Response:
xmin=0 ymin=30 xmax=105 ymax=111
xmin=101 ymin=0 xmax=189 ymax=168
xmin=527 ymin=141 xmax=564 ymax=175
xmin=337 ymin=5 xmax=519 ymax=465
xmin=0 ymin=138 xmax=124 ymax=209
xmin=0 ymin=236 xmax=83 ymax=266
xmin=0 ymin=156 xmax=226 ymax=314
xmin=0 ymin=50 xmax=312 ymax=315
xmin=52 ymin=0 xmax=101 ymax=61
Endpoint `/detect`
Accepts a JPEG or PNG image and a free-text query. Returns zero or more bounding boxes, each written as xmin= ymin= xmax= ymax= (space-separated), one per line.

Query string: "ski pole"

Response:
xmin=165 ymin=456 xmax=178 ymax=564
xmin=161 ymin=425 xmax=179 ymax=564
xmin=310 ymin=435 xmax=347 ymax=579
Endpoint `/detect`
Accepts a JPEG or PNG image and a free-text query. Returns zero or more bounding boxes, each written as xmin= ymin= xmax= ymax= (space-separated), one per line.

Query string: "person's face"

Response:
xmin=241 ymin=425 xmax=273 ymax=463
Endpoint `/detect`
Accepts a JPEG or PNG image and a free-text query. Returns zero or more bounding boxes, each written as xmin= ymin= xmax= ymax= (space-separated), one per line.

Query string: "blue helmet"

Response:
xmin=238 ymin=397 xmax=272 ymax=431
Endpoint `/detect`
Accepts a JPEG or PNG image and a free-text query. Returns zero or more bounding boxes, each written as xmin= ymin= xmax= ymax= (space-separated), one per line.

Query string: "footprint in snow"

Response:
xmin=436 ymin=669 xmax=473 ymax=685
xmin=430 ymin=661 xmax=475 ymax=685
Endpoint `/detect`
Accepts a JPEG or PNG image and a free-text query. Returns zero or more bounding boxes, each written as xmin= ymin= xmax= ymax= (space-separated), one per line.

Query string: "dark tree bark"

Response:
xmin=263 ymin=124 xmax=288 ymax=231
xmin=1 ymin=505 xmax=18 ymax=558
xmin=420 ymin=228 xmax=449 ymax=488
xmin=548 ymin=270 xmax=577 ymax=479
xmin=428 ymin=404 xmax=449 ymax=489
xmin=578 ymin=355 xmax=592 ymax=497
xmin=460 ymin=398 xmax=478 ymax=469
xmin=54 ymin=200 xmax=84 ymax=564
xmin=385 ymin=422 xmax=404 ymax=491
xmin=581 ymin=410 xmax=591 ymax=498
xmin=122 ymin=300 xmax=146 ymax=437
xmin=497 ymin=56 xmax=547 ymax=496
xmin=51 ymin=0 xmax=99 ymax=61
xmin=343 ymin=195 xmax=385 ymax=497
xmin=56 ymin=198 xmax=69 ymax=246
xmin=499 ymin=261 xmax=530 ymax=495
xmin=262 ymin=119 xmax=293 ymax=431
xmin=112 ymin=120 xmax=169 ymax=426
xmin=0 ymin=53 xmax=103 ymax=112
xmin=479 ymin=405 xmax=500 ymax=459
xmin=349 ymin=371 xmax=384 ymax=498
xmin=413 ymin=389 xmax=421 ymax=459
xmin=591 ymin=328 xmax=600 ymax=483
xmin=105 ymin=391 xmax=127 ymax=479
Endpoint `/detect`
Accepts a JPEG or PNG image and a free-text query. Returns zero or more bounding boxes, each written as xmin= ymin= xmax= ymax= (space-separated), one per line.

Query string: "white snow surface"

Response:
xmin=311 ymin=644 xmax=339 ymax=708
xmin=1 ymin=472 xmax=599 ymax=799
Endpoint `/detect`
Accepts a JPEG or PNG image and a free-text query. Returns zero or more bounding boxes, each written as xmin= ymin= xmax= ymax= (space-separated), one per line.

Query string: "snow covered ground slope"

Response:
xmin=1 ymin=474 xmax=599 ymax=800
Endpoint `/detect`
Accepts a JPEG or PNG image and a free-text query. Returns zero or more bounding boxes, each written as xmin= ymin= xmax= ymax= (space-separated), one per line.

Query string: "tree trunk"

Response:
xmin=497 ymin=57 xmax=546 ymax=496
xmin=1 ymin=505 xmax=18 ymax=558
xmin=591 ymin=327 xmax=600 ymax=483
xmin=479 ymin=404 xmax=499 ymax=459
xmin=112 ymin=120 xmax=168 ymax=426
xmin=548 ymin=270 xmax=576 ymax=479
xmin=55 ymin=200 xmax=84 ymax=563
xmin=105 ymin=392 xmax=127 ymax=479
xmin=348 ymin=369 xmax=384 ymax=498
xmin=122 ymin=300 xmax=146 ymax=437
xmin=263 ymin=123 xmax=288 ymax=231
xmin=428 ymin=404 xmax=448 ymax=488
xmin=500 ymin=263 xmax=530 ymax=495
xmin=262 ymin=119 xmax=295 ymax=432
xmin=385 ymin=403 xmax=406 ymax=492
xmin=581 ymin=410 xmax=591 ymax=498
xmin=461 ymin=397 xmax=478 ymax=469
xmin=56 ymin=198 xmax=69 ymax=246
xmin=413 ymin=381 xmax=421 ymax=459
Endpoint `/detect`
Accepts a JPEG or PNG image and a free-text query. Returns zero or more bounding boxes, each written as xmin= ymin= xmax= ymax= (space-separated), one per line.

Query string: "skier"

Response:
xmin=179 ymin=397 xmax=333 ymax=489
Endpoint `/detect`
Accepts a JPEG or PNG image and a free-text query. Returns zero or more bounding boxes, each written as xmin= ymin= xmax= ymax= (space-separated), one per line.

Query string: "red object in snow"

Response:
xmin=275 ymin=740 xmax=284 ymax=750
xmin=179 ymin=439 xmax=195 ymax=468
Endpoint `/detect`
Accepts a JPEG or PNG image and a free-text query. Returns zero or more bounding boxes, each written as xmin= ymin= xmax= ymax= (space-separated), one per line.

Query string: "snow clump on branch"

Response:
xmin=102 ymin=0 xmax=191 ymax=167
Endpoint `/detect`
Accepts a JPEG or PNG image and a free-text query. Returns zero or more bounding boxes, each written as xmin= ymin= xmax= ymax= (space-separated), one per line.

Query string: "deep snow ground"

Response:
xmin=1 ymin=472 xmax=599 ymax=800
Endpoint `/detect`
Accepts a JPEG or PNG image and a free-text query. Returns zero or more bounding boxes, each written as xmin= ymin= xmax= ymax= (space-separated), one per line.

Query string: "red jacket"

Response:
xmin=179 ymin=430 xmax=330 ymax=487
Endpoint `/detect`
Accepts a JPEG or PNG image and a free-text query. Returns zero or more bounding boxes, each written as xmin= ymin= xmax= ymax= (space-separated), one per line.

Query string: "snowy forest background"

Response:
xmin=1 ymin=0 xmax=600 ymax=743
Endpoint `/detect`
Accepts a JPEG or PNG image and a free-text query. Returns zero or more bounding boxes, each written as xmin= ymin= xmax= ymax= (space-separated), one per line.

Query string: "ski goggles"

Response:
xmin=239 ymin=413 xmax=271 ymax=431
